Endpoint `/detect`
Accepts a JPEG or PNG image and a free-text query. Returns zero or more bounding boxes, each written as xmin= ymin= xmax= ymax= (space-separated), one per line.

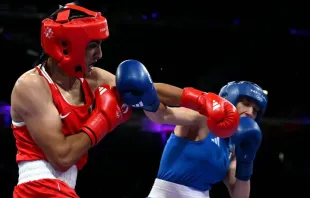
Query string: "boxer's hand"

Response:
xmin=116 ymin=59 xmax=160 ymax=112
xmin=180 ymin=87 xmax=240 ymax=138
xmin=81 ymin=85 xmax=132 ymax=147
xmin=231 ymin=117 xmax=262 ymax=181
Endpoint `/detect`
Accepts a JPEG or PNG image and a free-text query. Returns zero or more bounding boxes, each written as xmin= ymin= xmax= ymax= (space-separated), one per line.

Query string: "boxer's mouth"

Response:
xmin=90 ymin=60 xmax=97 ymax=66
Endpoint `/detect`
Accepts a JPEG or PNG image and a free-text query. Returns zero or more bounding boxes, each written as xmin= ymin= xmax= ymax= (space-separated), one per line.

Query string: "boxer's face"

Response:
xmin=236 ymin=97 xmax=260 ymax=120
xmin=85 ymin=40 xmax=103 ymax=73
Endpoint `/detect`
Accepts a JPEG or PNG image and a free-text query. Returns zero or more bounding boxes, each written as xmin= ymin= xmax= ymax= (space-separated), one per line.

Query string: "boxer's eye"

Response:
xmin=242 ymin=100 xmax=251 ymax=107
xmin=88 ymin=43 xmax=98 ymax=49
xmin=87 ymin=40 xmax=101 ymax=49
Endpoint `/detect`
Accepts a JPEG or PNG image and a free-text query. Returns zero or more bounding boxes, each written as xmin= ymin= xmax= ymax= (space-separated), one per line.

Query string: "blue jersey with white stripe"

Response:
xmin=157 ymin=132 xmax=234 ymax=191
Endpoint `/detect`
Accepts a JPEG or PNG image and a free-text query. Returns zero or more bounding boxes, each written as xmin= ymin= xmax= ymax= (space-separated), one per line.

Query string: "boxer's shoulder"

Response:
xmin=11 ymin=69 xmax=53 ymax=121
xmin=12 ymin=70 xmax=51 ymax=100
xmin=15 ymin=69 xmax=48 ymax=87
xmin=85 ymin=67 xmax=116 ymax=90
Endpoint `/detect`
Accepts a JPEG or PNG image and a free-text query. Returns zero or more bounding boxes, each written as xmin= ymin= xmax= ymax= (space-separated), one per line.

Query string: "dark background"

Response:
xmin=0 ymin=1 xmax=309 ymax=197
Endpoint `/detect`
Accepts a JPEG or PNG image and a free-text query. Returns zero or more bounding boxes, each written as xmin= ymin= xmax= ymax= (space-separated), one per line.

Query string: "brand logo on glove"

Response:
xmin=212 ymin=100 xmax=221 ymax=110
xmin=132 ymin=101 xmax=144 ymax=108
xmin=116 ymin=111 xmax=121 ymax=119
xmin=121 ymin=104 xmax=129 ymax=114
xmin=99 ymin=87 xmax=107 ymax=95
xmin=115 ymin=106 xmax=122 ymax=119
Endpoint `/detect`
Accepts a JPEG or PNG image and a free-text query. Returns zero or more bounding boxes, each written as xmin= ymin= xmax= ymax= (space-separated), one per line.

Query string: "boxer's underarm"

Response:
xmin=154 ymin=83 xmax=183 ymax=106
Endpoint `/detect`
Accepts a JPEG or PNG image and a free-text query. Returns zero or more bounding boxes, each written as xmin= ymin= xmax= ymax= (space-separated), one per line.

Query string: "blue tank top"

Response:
xmin=157 ymin=132 xmax=234 ymax=191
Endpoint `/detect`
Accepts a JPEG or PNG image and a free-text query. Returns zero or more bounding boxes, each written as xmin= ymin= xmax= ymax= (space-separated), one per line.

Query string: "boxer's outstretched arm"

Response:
xmin=11 ymin=75 xmax=91 ymax=172
xmin=223 ymin=157 xmax=250 ymax=198
xmin=154 ymin=83 xmax=183 ymax=106
xmin=144 ymin=102 xmax=205 ymax=126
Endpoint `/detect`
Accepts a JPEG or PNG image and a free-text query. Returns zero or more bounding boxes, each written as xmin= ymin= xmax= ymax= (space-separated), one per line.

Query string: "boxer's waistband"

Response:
xmin=148 ymin=179 xmax=210 ymax=198
xmin=18 ymin=160 xmax=77 ymax=189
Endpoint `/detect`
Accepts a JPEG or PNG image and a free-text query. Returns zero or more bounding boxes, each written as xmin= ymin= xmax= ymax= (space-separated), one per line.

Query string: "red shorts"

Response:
xmin=13 ymin=179 xmax=79 ymax=198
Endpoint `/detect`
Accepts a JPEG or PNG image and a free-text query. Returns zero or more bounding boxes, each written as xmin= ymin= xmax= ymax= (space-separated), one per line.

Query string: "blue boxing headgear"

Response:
xmin=219 ymin=81 xmax=268 ymax=122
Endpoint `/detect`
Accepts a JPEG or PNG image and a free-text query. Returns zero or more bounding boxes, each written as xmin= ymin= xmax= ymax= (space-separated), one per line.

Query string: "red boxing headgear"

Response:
xmin=41 ymin=4 xmax=109 ymax=77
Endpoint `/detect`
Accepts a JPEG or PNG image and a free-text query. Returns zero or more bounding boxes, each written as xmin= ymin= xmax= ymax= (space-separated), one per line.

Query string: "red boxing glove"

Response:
xmin=180 ymin=87 xmax=240 ymax=138
xmin=111 ymin=86 xmax=132 ymax=124
xmin=81 ymin=85 xmax=132 ymax=147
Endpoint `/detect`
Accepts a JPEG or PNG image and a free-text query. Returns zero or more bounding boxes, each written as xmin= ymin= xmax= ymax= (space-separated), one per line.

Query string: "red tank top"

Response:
xmin=12 ymin=65 xmax=94 ymax=170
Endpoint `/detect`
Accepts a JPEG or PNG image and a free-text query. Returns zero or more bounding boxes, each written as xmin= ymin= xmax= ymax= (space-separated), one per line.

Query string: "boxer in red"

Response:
xmin=10 ymin=4 xmax=240 ymax=197
xmin=10 ymin=4 xmax=132 ymax=197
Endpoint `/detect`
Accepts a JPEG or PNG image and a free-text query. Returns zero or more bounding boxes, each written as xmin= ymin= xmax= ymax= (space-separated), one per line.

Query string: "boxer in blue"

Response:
xmin=147 ymin=82 xmax=267 ymax=198
xmin=115 ymin=60 xmax=267 ymax=198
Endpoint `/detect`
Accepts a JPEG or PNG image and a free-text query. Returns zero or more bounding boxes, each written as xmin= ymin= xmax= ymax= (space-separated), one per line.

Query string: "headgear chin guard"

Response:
xmin=219 ymin=81 xmax=268 ymax=122
xmin=40 ymin=4 xmax=109 ymax=78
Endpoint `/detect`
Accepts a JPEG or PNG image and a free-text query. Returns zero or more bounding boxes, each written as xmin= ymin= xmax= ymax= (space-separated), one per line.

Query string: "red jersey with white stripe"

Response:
xmin=12 ymin=65 xmax=94 ymax=170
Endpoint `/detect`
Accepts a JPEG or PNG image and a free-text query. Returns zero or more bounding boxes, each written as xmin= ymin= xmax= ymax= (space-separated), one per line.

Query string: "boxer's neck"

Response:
xmin=45 ymin=58 xmax=79 ymax=90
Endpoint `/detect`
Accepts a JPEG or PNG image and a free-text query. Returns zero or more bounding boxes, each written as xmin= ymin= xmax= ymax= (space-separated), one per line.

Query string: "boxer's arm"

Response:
xmin=89 ymin=69 xmax=182 ymax=105
xmin=144 ymin=102 xmax=205 ymax=126
xmin=89 ymin=67 xmax=116 ymax=88
xmin=154 ymin=83 xmax=183 ymax=106
xmin=93 ymin=70 xmax=183 ymax=105
xmin=145 ymin=83 xmax=206 ymax=126
xmin=11 ymin=75 xmax=91 ymax=172
xmin=223 ymin=156 xmax=251 ymax=198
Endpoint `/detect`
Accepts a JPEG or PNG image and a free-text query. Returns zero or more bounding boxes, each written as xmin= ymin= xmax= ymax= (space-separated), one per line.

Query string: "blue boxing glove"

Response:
xmin=231 ymin=116 xmax=262 ymax=181
xmin=116 ymin=59 xmax=160 ymax=112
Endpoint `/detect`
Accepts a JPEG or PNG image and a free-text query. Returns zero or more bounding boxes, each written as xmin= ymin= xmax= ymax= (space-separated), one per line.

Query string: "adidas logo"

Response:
xmin=99 ymin=87 xmax=107 ymax=95
xmin=212 ymin=100 xmax=221 ymax=110
xmin=211 ymin=137 xmax=220 ymax=147
xmin=132 ymin=101 xmax=144 ymax=108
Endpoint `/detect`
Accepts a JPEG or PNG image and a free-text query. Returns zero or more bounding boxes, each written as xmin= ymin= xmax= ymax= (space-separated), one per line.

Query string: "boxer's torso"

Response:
xmin=11 ymin=65 xmax=95 ymax=170
xmin=157 ymin=128 xmax=234 ymax=191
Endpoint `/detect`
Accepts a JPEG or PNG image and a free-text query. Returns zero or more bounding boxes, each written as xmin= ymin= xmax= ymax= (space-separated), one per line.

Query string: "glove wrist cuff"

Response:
xmin=81 ymin=111 xmax=109 ymax=147
xmin=235 ymin=161 xmax=253 ymax=181
xmin=180 ymin=87 xmax=204 ymax=111
xmin=142 ymin=90 xmax=160 ymax=112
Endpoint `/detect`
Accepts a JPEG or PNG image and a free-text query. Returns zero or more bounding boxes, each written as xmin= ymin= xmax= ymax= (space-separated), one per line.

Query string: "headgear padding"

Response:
xmin=219 ymin=81 xmax=268 ymax=122
xmin=41 ymin=4 xmax=109 ymax=77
